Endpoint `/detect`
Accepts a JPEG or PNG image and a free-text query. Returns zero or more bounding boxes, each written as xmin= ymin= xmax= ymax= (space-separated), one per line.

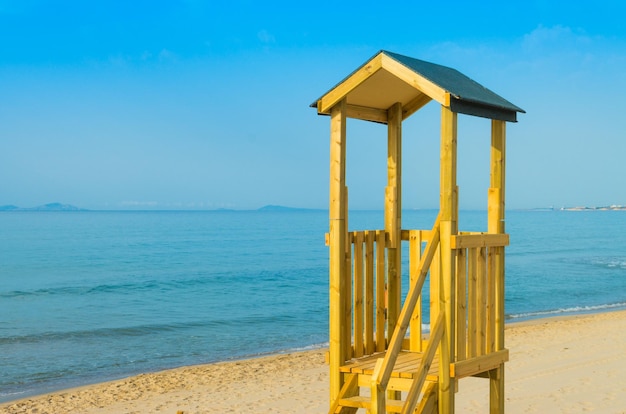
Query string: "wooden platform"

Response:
xmin=340 ymin=348 xmax=510 ymax=383
xmin=340 ymin=351 xmax=439 ymax=381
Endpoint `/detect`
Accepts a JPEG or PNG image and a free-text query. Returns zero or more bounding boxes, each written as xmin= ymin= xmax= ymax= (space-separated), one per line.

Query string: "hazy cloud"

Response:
xmin=158 ymin=49 xmax=177 ymax=62
xmin=257 ymin=29 xmax=275 ymax=44
xmin=522 ymin=25 xmax=593 ymax=54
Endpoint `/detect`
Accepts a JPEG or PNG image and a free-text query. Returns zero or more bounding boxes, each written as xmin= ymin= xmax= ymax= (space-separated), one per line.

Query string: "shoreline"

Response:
xmin=3 ymin=309 xmax=626 ymax=413
xmin=5 ymin=307 xmax=624 ymax=405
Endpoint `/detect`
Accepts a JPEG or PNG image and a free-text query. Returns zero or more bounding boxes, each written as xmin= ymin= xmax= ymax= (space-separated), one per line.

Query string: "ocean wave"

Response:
xmin=0 ymin=390 xmax=27 ymax=400
xmin=0 ymin=313 xmax=308 ymax=346
xmin=0 ymin=320 xmax=214 ymax=345
xmin=506 ymin=302 xmax=626 ymax=320
xmin=0 ymin=268 xmax=326 ymax=300
xmin=591 ymin=257 xmax=626 ymax=269
xmin=0 ymin=282 xmax=158 ymax=298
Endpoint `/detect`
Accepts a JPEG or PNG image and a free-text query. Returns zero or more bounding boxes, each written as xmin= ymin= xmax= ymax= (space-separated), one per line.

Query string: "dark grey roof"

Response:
xmin=382 ymin=50 xmax=525 ymax=115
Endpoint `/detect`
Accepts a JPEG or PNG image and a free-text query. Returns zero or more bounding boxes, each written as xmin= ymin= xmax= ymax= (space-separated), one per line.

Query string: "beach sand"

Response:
xmin=3 ymin=310 xmax=626 ymax=413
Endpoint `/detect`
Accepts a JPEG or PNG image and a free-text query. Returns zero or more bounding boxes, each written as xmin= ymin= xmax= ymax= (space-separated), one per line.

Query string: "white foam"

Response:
xmin=508 ymin=302 xmax=626 ymax=320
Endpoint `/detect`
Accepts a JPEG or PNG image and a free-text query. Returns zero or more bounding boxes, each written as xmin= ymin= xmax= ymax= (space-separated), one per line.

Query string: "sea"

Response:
xmin=1 ymin=209 xmax=626 ymax=403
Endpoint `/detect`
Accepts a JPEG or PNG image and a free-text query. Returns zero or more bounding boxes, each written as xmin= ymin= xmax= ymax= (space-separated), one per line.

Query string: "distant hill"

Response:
xmin=257 ymin=205 xmax=323 ymax=212
xmin=0 ymin=205 xmax=20 ymax=211
xmin=0 ymin=203 xmax=85 ymax=211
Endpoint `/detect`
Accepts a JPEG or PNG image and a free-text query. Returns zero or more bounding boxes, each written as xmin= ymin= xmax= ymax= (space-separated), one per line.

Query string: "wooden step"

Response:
xmin=338 ymin=396 xmax=405 ymax=413
xmin=354 ymin=374 xmax=414 ymax=392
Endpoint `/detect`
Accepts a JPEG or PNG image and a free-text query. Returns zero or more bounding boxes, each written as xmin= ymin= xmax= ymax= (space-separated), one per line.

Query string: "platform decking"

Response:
xmin=340 ymin=351 xmax=440 ymax=381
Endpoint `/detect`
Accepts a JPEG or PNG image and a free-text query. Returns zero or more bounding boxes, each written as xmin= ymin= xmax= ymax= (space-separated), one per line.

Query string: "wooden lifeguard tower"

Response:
xmin=312 ymin=51 xmax=524 ymax=413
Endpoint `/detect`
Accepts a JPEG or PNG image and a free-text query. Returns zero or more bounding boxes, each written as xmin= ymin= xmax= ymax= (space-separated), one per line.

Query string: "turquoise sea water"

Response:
xmin=1 ymin=209 xmax=626 ymax=402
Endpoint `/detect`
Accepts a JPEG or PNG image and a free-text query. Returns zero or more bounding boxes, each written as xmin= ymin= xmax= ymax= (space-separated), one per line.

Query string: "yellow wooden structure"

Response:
xmin=311 ymin=51 xmax=524 ymax=413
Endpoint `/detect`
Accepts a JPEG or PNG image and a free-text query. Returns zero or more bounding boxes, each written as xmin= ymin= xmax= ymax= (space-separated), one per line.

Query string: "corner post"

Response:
xmin=329 ymin=98 xmax=348 ymax=404
xmin=488 ymin=119 xmax=506 ymax=413
xmin=386 ymin=102 xmax=403 ymax=340
xmin=439 ymin=105 xmax=458 ymax=414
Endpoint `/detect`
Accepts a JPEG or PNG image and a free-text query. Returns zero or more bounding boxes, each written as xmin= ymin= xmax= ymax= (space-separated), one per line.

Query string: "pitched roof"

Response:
xmin=311 ymin=50 xmax=525 ymax=123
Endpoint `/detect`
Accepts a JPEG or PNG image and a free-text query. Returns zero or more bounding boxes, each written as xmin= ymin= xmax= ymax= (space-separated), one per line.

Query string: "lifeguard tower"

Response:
xmin=312 ymin=51 xmax=524 ymax=413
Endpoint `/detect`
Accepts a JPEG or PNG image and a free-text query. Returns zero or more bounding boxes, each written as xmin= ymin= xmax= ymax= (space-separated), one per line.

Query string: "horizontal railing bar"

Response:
xmin=451 ymin=233 xmax=509 ymax=249
xmin=400 ymin=229 xmax=433 ymax=241
xmin=333 ymin=230 xmax=506 ymax=247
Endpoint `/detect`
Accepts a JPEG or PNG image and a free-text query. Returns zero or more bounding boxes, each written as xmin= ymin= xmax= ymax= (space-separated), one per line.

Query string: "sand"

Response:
xmin=3 ymin=310 xmax=626 ymax=413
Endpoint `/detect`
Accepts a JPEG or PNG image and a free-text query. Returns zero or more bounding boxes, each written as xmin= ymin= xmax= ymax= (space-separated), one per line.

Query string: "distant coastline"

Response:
xmin=0 ymin=203 xmax=85 ymax=212
xmin=559 ymin=205 xmax=626 ymax=211
xmin=3 ymin=203 xmax=625 ymax=212
xmin=0 ymin=203 xmax=324 ymax=212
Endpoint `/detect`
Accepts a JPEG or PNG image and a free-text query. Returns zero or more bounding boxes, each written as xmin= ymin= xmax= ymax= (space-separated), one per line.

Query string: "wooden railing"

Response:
xmin=340 ymin=221 xmax=508 ymax=411
xmin=451 ymin=232 xmax=509 ymax=360
xmin=345 ymin=229 xmax=388 ymax=359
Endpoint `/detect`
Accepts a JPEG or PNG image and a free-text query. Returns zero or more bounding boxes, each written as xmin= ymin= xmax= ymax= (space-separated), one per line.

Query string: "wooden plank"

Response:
xmin=476 ymin=247 xmax=487 ymax=356
xmin=338 ymin=396 xmax=406 ymax=412
xmin=467 ymin=247 xmax=478 ymax=358
xmin=456 ymin=248 xmax=467 ymax=361
xmin=328 ymin=99 xmax=347 ymax=402
xmin=387 ymin=245 xmax=400 ymax=344
xmin=402 ymin=93 xmax=432 ymax=120
xmin=346 ymin=104 xmax=388 ymax=123
xmin=401 ymin=229 xmax=433 ymax=242
xmin=353 ymin=232 xmax=364 ymax=358
xmin=494 ymin=245 xmax=505 ymax=350
xmin=376 ymin=230 xmax=386 ymax=352
xmin=451 ymin=233 xmax=509 ymax=249
xmin=409 ymin=230 xmax=423 ymax=352
xmin=450 ymin=349 xmax=509 ymax=378
xmin=487 ymin=247 xmax=496 ymax=354
xmin=343 ymin=351 xmax=440 ymax=380
xmin=365 ymin=231 xmax=375 ymax=355
xmin=381 ymin=54 xmax=449 ymax=106
xmin=357 ymin=375 xmax=416 ymax=392
xmin=319 ymin=54 xmax=384 ymax=114
xmin=414 ymin=381 xmax=438 ymax=414
xmin=430 ymin=245 xmax=440 ymax=325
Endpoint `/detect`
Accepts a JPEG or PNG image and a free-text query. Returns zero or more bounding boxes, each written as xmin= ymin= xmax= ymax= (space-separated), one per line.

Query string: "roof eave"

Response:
xmin=449 ymin=98 xmax=520 ymax=122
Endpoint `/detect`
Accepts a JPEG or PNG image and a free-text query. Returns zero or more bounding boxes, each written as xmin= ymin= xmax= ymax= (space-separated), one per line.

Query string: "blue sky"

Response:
xmin=1 ymin=1 xmax=626 ymax=210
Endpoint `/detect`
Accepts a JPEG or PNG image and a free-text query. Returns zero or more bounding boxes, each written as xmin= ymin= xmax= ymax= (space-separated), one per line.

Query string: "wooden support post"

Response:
xmin=386 ymin=102 xmax=403 ymax=402
xmin=439 ymin=105 xmax=457 ymax=414
xmin=371 ymin=358 xmax=386 ymax=414
xmin=386 ymin=102 xmax=402 ymax=339
xmin=488 ymin=119 xmax=506 ymax=413
xmin=409 ymin=230 xmax=423 ymax=352
xmin=344 ymin=186 xmax=352 ymax=362
xmin=329 ymin=98 xmax=347 ymax=404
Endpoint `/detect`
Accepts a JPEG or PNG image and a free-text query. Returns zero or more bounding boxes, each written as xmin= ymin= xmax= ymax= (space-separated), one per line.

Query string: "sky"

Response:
xmin=1 ymin=1 xmax=626 ymax=210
